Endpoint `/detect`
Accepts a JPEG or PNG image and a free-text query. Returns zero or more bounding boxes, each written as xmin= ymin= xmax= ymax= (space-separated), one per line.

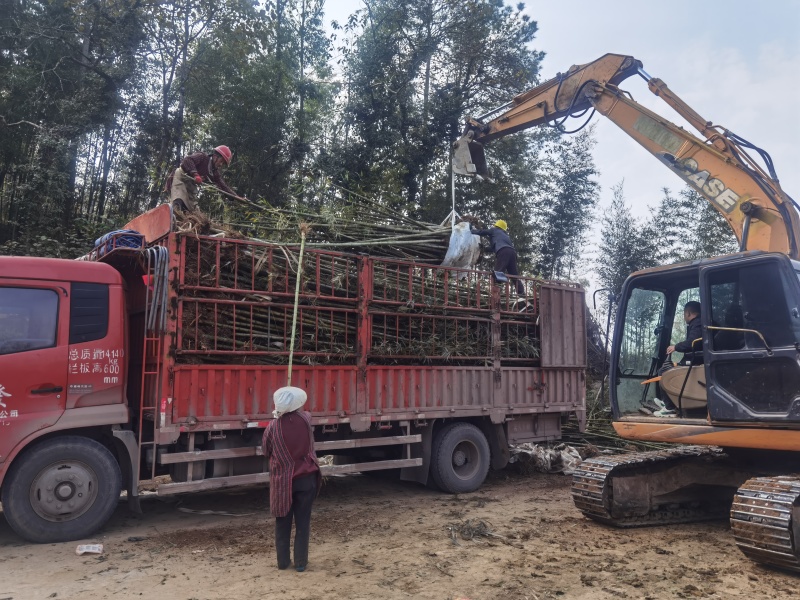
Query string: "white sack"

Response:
xmin=441 ymin=221 xmax=480 ymax=277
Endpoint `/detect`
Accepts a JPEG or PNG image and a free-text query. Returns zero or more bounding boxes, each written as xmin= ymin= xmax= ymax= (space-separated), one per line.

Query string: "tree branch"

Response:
xmin=0 ymin=116 xmax=42 ymax=129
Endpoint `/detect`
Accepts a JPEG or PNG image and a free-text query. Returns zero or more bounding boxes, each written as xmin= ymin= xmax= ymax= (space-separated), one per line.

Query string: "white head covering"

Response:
xmin=272 ymin=386 xmax=308 ymax=419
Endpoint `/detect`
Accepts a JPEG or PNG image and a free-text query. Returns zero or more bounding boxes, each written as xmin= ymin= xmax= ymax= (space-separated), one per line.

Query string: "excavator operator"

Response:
xmin=666 ymin=301 xmax=703 ymax=366
xmin=654 ymin=301 xmax=704 ymax=415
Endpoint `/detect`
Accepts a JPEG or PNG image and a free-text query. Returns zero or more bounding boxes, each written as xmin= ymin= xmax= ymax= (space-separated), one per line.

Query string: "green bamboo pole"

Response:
xmin=287 ymin=223 xmax=309 ymax=386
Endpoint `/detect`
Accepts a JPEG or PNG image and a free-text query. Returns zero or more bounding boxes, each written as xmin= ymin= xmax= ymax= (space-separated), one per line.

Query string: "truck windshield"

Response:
xmin=0 ymin=287 xmax=58 ymax=355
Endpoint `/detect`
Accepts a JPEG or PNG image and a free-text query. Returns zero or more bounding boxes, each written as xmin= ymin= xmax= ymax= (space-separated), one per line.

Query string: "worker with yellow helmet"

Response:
xmin=471 ymin=219 xmax=525 ymax=295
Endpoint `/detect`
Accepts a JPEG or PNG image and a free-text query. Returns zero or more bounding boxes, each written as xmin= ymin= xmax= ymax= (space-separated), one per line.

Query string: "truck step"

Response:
xmin=158 ymin=434 xmax=422 ymax=464
xmin=156 ymin=458 xmax=423 ymax=495
xmin=313 ymin=434 xmax=421 ymax=451
xmin=160 ymin=446 xmax=262 ymax=464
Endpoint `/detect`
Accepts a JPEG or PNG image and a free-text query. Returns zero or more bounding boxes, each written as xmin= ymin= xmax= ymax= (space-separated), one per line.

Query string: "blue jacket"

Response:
xmin=471 ymin=226 xmax=514 ymax=254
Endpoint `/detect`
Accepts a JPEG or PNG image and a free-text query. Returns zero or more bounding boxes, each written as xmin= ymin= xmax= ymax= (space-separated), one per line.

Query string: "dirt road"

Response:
xmin=1 ymin=469 xmax=797 ymax=599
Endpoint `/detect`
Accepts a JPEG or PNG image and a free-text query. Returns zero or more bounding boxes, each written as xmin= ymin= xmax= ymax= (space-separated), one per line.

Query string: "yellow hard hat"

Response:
xmin=494 ymin=219 xmax=508 ymax=231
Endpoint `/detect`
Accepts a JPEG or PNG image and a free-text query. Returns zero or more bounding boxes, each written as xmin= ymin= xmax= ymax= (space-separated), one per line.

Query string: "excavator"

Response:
xmin=452 ymin=53 xmax=800 ymax=572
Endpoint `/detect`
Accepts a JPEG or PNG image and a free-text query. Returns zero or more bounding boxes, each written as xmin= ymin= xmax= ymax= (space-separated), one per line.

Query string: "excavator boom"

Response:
xmin=453 ymin=53 xmax=800 ymax=259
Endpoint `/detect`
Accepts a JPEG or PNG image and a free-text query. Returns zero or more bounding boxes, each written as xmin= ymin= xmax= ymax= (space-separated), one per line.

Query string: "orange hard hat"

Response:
xmin=214 ymin=145 xmax=232 ymax=165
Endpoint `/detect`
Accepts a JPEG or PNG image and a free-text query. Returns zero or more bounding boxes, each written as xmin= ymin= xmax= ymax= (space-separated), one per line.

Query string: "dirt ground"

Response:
xmin=1 ymin=469 xmax=798 ymax=600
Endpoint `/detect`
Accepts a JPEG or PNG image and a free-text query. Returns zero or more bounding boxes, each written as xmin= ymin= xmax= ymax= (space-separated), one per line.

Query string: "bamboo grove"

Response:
xmin=1 ymin=1 xmax=737 ymax=286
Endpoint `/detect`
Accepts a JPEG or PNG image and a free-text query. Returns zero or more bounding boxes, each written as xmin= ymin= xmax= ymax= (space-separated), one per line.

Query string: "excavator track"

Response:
xmin=730 ymin=477 xmax=800 ymax=573
xmin=572 ymin=446 xmax=733 ymax=527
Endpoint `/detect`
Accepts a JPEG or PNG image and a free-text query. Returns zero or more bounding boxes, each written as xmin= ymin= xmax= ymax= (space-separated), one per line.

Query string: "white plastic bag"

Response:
xmin=76 ymin=544 xmax=104 ymax=555
xmin=441 ymin=222 xmax=480 ymax=277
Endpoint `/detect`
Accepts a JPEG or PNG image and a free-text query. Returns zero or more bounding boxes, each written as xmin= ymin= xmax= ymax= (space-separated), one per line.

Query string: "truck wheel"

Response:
xmin=430 ymin=423 xmax=490 ymax=494
xmin=1 ymin=436 xmax=122 ymax=543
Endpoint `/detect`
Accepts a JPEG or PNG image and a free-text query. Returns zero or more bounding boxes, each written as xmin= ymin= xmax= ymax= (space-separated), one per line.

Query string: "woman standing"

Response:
xmin=262 ymin=387 xmax=321 ymax=572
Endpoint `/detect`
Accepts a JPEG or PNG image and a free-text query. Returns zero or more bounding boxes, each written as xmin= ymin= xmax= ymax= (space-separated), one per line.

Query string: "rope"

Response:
xmin=451 ymin=157 xmax=456 ymax=228
xmin=286 ymin=223 xmax=309 ymax=386
xmin=145 ymin=246 xmax=169 ymax=333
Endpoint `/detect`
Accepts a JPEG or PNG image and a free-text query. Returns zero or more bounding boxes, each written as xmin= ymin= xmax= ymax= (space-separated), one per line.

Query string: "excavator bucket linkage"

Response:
xmin=452 ymin=133 xmax=490 ymax=180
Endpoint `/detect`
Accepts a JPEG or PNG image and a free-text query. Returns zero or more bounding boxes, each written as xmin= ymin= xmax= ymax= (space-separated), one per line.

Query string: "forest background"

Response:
xmin=0 ymin=0 xmax=741 ymax=311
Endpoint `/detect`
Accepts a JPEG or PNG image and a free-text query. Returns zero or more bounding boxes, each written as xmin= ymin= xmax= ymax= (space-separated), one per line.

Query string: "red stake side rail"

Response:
xmin=143 ymin=229 xmax=586 ymax=439
xmin=86 ymin=205 xmax=585 ymax=498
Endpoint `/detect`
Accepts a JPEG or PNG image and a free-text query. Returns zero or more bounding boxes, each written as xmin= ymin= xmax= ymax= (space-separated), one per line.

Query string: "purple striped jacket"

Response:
xmin=262 ymin=411 xmax=320 ymax=517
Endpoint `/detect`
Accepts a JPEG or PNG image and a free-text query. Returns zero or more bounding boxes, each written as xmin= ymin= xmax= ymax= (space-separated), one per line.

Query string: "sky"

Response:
xmin=324 ymin=0 xmax=800 ymax=285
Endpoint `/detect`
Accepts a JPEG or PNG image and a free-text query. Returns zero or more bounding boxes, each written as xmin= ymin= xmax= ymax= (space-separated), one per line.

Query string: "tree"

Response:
xmin=329 ymin=0 xmax=542 ymax=216
xmin=0 ymin=0 xmax=146 ymax=251
xmin=645 ymin=186 xmax=738 ymax=265
xmin=534 ymin=128 xmax=599 ymax=279
xmin=596 ymin=181 xmax=657 ymax=296
xmin=646 ymin=187 xmax=692 ymax=265
xmin=141 ymin=0 xmax=262 ymax=207
xmin=187 ymin=0 xmax=335 ymax=206
xmin=681 ymin=188 xmax=739 ymax=259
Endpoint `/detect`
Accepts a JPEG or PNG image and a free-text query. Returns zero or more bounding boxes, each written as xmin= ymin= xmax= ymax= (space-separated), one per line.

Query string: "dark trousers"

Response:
xmin=275 ymin=474 xmax=317 ymax=569
xmin=495 ymin=247 xmax=524 ymax=295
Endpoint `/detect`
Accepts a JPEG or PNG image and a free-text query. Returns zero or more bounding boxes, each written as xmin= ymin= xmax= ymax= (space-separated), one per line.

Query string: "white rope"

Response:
xmin=451 ymin=164 xmax=456 ymax=228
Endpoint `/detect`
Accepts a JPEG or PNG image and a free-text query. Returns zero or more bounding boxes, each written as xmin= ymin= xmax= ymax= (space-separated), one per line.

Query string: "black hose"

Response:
xmin=558 ymin=108 xmax=596 ymax=134
xmin=725 ymin=130 xmax=778 ymax=180
xmin=724 ymin=140 xmax=800 ymax=256
xmin=544 ymin=77 xmax=600 ymax=134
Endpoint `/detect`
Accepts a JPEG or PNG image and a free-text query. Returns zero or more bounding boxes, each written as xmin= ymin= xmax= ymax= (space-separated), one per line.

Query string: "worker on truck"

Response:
xmin=471 ymin=219 xmax=525 ymax=295
xmin=167 ymin=145 xmax=243 ymax=212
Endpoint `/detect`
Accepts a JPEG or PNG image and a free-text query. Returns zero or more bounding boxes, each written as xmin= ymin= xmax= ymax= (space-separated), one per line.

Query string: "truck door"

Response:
xmin=0 ymin=282 xmax=69 ymax=463
xmin=700 ymin=256 xmax=800 ymax=422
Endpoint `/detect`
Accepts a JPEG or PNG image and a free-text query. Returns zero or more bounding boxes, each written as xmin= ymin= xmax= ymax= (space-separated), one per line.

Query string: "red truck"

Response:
xmin=0 ymin=205 xmax=586 ymax=543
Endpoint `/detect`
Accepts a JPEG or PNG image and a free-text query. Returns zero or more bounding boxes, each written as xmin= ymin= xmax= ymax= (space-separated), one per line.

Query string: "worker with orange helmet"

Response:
xmin=168 ymin=145 xmax=243 ymax=212
xmin=471 ymin=219 xmax=525 ymax=295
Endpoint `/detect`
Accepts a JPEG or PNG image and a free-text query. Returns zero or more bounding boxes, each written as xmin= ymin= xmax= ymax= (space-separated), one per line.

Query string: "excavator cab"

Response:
xmin=578 ymin=250 xmax=800 ymax=570
xmin=611 ymin=251 xmax=800 ymax=425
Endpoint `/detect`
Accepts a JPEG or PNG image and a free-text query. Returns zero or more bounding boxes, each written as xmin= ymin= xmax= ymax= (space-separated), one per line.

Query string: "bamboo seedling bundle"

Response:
xmin=172 ymin=195 xmax=541 ymax=366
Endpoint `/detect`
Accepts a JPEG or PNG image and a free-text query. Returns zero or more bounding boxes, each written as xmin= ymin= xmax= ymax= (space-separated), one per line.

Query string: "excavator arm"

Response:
xmin=453 ymin=53 xmax=800 ymax=259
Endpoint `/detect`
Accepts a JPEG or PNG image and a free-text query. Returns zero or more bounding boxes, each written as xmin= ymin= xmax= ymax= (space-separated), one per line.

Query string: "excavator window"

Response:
xmin=615 ymin=287 xmax=666 ymax=416
xmin=707 ymin=263 xmax=796 ymax=349
xmin=704 ymin=258 xmax=800 ymax=420
xmin=669 ymin=288 xmax=701 ymax=362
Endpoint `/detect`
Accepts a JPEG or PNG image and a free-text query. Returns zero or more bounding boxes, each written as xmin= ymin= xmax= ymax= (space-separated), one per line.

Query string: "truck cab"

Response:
xmin=0 ymin=257 xmax=132 ymax=543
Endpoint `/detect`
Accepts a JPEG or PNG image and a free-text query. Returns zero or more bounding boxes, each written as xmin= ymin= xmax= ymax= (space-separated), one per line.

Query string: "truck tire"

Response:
xmin=1 ymin=436 xmax=122 ymax=543
xmin=430 ymin=423 xmax=490 ymax=494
